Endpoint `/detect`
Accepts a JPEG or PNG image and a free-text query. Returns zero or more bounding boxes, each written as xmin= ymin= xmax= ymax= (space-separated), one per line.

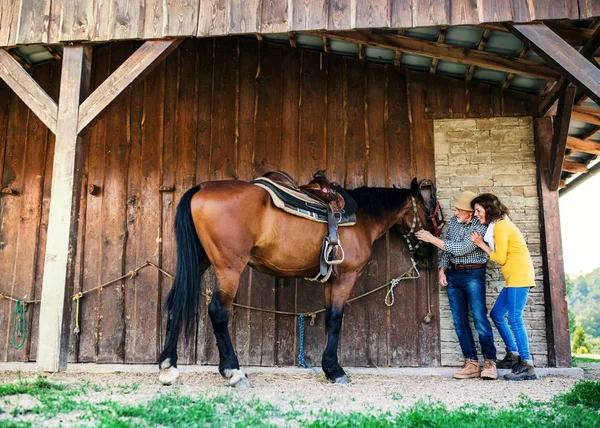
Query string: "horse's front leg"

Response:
xmin=322 ymin=273 xmax=356 ymax=384
xmin=208 ymin=277 xmax=251 ymax=388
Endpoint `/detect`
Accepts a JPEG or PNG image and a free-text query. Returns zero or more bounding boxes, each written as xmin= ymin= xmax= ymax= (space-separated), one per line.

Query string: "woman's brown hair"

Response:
xmin=471 ymin=193 xmax=509 ymax=224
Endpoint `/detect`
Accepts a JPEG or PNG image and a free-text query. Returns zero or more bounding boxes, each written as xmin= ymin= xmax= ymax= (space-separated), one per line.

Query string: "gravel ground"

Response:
xmin=0 ymin=368 xmax=590 ymax=417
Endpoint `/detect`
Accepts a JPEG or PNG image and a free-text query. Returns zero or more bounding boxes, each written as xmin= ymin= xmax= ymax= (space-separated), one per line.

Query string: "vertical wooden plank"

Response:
xmin=579 ymin=0 xmax=600 ymax=19
xmin=261 ymin=0 xmax=288 ymax=33
xmin=295 ymin=48 xmax=328 ymax=367
xmin=412 ymin=0 xmax=449 ymax=27
xmin=512 ymin=0 xmax=534 ymax=22
xmin=37 ymin=44 xmax=91 ymax=371
xmin=390 ymin=0 xmax=413 ymax=28
xmin=6 ymin=64 xmax=52 ymax=362
xmin=90 ymin=0 xmax=112 ymax=41
xmin=325 ymin=54 xmax=345 ymax=185
xmin=159 ymin=45 xmax=179 ymax=365
xmin=195 ymin=38 xmax=217 ymax=365
xmin=197 ymin=0 xmax=227 ymax=36
xmin=78 ymin=45 xmax=110 ymax=363
xmin=290 ymin=0 xmax=328 ymax=31
xmin=364 ymin=62 xmax=388 ymax=367
xmin=340 ymin=56 xmax=367 ymax=367
xmin=230 ymin=0 xmax=260 ymax=34
xmin=478 ymin=0 xmax=514 ymax=22
xmin=275 ymin=43 xmax=301 ymax=366
xmin=466 ymin=81 xmax=492 ymax=118
xmin=232 ymin=37 xmax=257 ymax=366
xmin=0 ymin=83 xmax=11 ymax=359
xmin=0 ymin=87 xmax=28 ymax=362
xmin=534 ymin=117 xmax=571 ymax=368
xmin=111 ymin=0 xmax=142 ymax=40
xmin=328 ymin=0 xmax=351 ymax=30
xmin=0 ymin=1 xmax=19 ymax=46
xmin=408 ymin=71 xmax=440 ymax=367
xmin=449 ymin=0 xmax=480 ymax=25
xmin=353 ymin=0 xmax=388 ymax=28
xmin=247 ymin=41 xmax=283 ymax=366
xmin=96 ymin=43 xmax=133 ymax=364
xmin=142 ymin=0 xmax=166 ymax=39
xmin=210 ymin=37 xmax=238 ymax=180
xmin=31 ymin=65 xmax=59 ymax=361
xmin=16 ymin=0 xmax=51 ymax=44
xmin=165 ymin=0 xmax=200 ymax=36
xmin=387 ymin=66 xmax=418 ymax=366
xmin=172 ymin=39 xmax=199 ymax=365
xmin=531 ymin=0 xmax=578 ymax=20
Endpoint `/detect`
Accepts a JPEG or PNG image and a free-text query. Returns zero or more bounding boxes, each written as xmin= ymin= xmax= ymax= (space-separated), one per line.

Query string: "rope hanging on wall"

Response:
xmin=1 ymin=259 xmax=423 ymax=353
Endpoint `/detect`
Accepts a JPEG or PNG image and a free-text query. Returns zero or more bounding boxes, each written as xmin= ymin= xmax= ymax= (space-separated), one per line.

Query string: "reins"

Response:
xmin=401 ymin=195 xmax=425 ymax=253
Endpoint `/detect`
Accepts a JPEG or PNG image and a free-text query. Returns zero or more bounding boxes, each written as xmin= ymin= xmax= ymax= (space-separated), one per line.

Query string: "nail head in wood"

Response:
xmin=1 ymin=188 xmax=19 ymax=196
xmin=159 ymin=185 xmax=175 ymax=192
xmin=88 ymin=184 xmax=101 ymax=195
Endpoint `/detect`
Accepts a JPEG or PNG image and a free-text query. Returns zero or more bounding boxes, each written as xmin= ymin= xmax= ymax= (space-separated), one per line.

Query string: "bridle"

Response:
xmin=401 ymin=195 xmax=425 ymax=253
xmin=419 ymin=179 xmax=445 ymax=238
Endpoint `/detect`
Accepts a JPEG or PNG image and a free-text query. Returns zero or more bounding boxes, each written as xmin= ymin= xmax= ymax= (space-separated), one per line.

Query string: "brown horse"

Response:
xmin=158 ymin=177 xmax=432 ymax=387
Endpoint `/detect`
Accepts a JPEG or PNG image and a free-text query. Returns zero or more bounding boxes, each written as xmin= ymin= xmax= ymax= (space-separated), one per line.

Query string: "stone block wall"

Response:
xmin=433 ymin=117 xmax=548 ymax=367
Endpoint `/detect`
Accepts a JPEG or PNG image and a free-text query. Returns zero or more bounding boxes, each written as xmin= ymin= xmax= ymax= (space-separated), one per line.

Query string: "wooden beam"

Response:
xmin=322 ymin=36 xmax=329 ymax=53
xmin=394 ymin=29 xmax=405 ymax=67
xmin=429 ymin=26 xmax=447 ymax=74
xmin=581 ymin=125 xmax=600 ymax=140
xmin=466 ymin=29 xmax=491 ymax=82
xmin=562 ymin=160 xmax=588 ymax=173
xmin=566 ymin=135 xmax=600 ymax=155
xmin=308 ymin=30 xmax=561 ymax=80
xmin=502 ymin=46 xmax=528 ymax=89
xmin=358 ymin=43 xmax=365 ymax=60
xmin=288 ymin=32 xmax=297 ymax=48
xmin=534 ymin=117 xmax=571 ymax=368
xmin=549 ymin=84 xmax=576 ymax=190
xmin=77 ymin=39 xmax=182 ymax=134
xmin=37 ymin=45 xmax=92 ymax=372
xmin=525 ymin=23 xmax=600 ymax=116
xmin=0 ymin=49 xmax=58 ymax=134
xmin=545 ymin=23 xmax=596 ymax=45
xmin=570 ymin=106 xmax=600 ymax=126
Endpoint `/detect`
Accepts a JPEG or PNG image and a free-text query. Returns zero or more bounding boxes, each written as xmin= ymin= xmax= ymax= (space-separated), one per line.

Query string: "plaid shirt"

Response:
xmin=438 ymin=216 xmax=489 ymax=269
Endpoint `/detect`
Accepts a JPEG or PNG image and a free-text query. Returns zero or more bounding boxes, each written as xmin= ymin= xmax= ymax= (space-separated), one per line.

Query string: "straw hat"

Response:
xmin=453 ymin=190 xmax=477 ymax=211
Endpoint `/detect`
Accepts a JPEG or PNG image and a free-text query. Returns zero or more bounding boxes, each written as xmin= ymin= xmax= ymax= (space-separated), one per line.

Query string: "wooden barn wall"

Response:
xmin=0 ymin=38 xmax=538 ymax=366
xmin=0 ymin=0 xmax=597 ymax=48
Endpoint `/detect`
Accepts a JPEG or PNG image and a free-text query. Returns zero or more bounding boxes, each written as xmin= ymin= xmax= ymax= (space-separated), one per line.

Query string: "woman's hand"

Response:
xmin=415 ymin=230 xmax=434 ymax=243
xmin=470 ymin=231 xmax=484 ymax=247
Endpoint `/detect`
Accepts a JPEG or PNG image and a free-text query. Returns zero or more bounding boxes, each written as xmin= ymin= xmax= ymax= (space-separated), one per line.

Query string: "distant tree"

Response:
xmin=572 ymin=325 xmax=590 ymax=354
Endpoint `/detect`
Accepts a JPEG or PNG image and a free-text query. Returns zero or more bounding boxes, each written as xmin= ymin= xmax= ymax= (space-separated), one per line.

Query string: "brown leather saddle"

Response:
xmin=252 ymin=170 xmax=357 ymax=282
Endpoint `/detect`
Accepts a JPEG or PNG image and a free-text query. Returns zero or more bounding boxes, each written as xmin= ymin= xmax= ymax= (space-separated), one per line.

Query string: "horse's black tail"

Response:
xmin=159 ymin=184 xmax=204 ymax=364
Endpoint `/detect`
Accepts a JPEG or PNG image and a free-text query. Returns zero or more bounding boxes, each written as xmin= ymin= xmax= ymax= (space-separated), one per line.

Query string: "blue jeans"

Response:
xmin=490 ymin=287 xmax=531 ymax=361
xmin=446 ymin=268 xmax=496 ymax=361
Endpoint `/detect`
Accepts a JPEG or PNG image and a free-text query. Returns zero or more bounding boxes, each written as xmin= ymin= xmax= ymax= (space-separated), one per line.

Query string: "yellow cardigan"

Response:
xmin=489 ymin=219 xmax=535 ymax=288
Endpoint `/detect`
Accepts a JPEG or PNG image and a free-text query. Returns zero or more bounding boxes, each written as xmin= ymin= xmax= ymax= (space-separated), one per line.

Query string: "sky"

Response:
xmin=559 ymin=172 xmax=600 ymax=277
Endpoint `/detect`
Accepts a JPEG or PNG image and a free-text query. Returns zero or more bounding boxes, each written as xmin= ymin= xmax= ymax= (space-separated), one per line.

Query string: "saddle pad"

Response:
xmin=251 ymin=178 xmax=356 ymax=226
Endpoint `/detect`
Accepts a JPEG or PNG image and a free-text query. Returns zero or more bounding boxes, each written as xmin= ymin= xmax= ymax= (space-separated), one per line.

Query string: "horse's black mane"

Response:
xmin=347 ymin=187 xmax=411 ymax=221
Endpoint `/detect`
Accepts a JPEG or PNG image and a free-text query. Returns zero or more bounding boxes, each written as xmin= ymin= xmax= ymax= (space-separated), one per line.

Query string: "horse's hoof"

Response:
xmin=225 ymin=368 xmax=252 ymax=388
xmin=159 ymin=366 xmax=180 ymax=386
xmin=334 ymin=375 xmax=351 ymax=384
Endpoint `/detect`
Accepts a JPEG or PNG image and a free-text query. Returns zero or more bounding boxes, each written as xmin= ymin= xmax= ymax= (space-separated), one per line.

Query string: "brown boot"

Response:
xmin=480 ymin=359 xmax=497 ymax=380
xmin=453 ymin=359 xmax=480 ymax=379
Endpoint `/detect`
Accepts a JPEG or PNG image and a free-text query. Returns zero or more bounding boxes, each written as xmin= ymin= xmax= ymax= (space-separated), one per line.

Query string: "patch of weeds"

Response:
xmin=556 ymin=379 xmax=600 ymax=410
xmin=0 ymin=375 xmax=65 ymax=398
xmin=391 ymin=392 xmax=403 ymax=401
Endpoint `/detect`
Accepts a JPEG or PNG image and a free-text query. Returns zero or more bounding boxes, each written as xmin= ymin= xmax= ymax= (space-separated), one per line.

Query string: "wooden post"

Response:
xmin=534 ymin=117 xmax=572 ymax=368
xmin=37 ymin=45 xmax=91 ymax=372
xmin=548 ymin=83 xmax=575 ymax=191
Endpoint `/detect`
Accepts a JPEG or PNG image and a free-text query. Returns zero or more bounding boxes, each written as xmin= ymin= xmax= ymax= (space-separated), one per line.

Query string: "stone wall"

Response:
xmin=433 ymin=117 xmax=548 ymax=367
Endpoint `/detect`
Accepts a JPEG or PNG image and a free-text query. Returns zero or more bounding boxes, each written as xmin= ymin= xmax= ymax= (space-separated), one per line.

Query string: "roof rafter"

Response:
xmin=306 ymin=30 xmax=561 ymax=80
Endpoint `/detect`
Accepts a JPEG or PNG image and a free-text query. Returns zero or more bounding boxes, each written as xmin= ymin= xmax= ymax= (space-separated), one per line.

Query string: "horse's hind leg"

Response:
xmin=208 ymin=267 xmax=251 ymax=388
xmin=322 ymin=273 xmax=356 ymax=384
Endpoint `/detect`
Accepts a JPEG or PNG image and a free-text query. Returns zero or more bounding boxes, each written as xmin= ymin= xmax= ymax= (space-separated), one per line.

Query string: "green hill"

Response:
xmin=568 ymin=267 xmax=600 ymax=350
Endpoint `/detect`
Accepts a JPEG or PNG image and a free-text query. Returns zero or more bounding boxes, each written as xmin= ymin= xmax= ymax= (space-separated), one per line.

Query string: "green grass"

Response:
xmin=572 ymin=354 xmax=600 ymax=365
xmin=0 ymin=378 xmax=600 ymax=427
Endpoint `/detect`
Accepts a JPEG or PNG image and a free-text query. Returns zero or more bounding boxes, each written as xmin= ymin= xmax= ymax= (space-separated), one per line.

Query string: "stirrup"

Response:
xmin=324 ymin=238 xmax=345 ymax=265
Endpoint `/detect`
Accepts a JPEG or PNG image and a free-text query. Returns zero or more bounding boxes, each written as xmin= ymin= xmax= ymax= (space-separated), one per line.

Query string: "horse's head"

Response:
xmin=394 ymin=178 xmax=434 ymax=264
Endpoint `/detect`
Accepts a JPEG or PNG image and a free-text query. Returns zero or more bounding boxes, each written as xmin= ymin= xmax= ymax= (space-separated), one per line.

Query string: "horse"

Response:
xmin=158 ymin=176 xmax=433 ymax=387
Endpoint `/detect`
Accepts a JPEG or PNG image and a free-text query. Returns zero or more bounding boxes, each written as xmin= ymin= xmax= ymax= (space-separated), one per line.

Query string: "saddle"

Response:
xmin=251 ymin=170 xmax=357 ymax=283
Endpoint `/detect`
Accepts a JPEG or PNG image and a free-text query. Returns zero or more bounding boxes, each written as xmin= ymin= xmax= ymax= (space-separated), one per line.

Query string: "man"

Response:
xmin=415 ymin=190 xmax=497 ymax=380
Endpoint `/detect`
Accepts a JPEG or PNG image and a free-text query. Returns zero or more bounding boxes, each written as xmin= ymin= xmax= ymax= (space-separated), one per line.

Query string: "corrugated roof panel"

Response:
xmin=524 ymin=50 xmax=545 ymax=63
xmin=484 ymin=32 xmax=524 ymax=56
xmin=435 ymin=60 xmax=469 ymax=78
xmin=295 ymin=34 xmax=325 ymax=50
xmin=472 ymin=67 xmax=507 ymax=85
xmin=404 ymin=27 xmax=440 ymax=41
xmin=400 ymin=53 xmax=433 ymax=71
xmin=509 ymin=75 xmax=546 ymax=93
xmin=365 ymin=46 xmax=394 ymax=63
xmin=444 ymin=26 xmax=484 ymax=49
xmin=14 ymin=45 xmax=54 ymax=65
xmin=330 ymin=39 xmax=359 ymax=56
xmin=263 ymin=34 xmax=290 ymax=45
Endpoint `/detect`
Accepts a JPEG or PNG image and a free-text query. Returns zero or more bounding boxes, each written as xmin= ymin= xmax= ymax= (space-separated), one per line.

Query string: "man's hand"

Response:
xmin=438 ymin=270 xmax=448 ymax=287
xmin=415 ymin=230 xmax=434 ymax=243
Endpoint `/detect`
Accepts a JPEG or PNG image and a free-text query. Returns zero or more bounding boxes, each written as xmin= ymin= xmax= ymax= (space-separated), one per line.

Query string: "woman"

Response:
xmin=469 ymin=193 xmax=538 ymax=381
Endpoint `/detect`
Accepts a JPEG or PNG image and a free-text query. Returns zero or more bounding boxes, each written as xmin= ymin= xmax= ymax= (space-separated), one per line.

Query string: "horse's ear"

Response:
xmin=393 ymin=184 xmax=397 ymax=189
xmin=410 ymin=178 xmax=419 ymax=195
